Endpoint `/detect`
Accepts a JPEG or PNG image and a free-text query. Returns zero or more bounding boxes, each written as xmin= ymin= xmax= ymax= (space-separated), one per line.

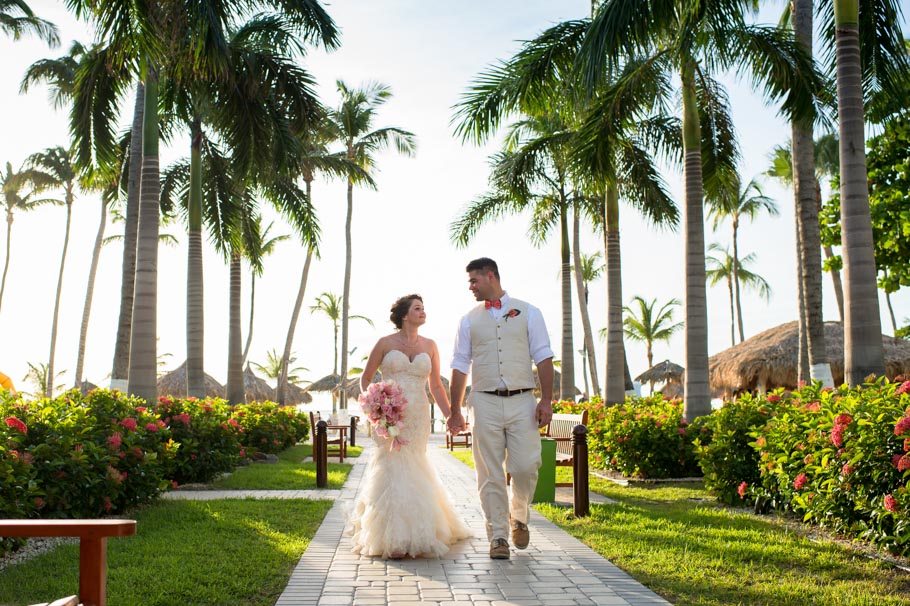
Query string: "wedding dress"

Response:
xmin=348 ymin=349 xmax=472 ymax=558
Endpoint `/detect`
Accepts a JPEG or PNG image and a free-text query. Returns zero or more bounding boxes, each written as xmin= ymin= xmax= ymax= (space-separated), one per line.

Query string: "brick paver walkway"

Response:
xmin=165 ymin=433 xmax=670 ymax=605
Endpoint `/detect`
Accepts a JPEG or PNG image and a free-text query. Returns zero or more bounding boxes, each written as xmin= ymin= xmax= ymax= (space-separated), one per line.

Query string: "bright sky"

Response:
xmin=1 ymin=1 xmax=907 ymax=399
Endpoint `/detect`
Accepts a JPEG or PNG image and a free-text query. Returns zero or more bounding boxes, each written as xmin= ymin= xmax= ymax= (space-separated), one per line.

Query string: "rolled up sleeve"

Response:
xmin=450 ymin=315 xmax=472 ymax=375
xmin=527 ymin=305 xmax=554 ymax=365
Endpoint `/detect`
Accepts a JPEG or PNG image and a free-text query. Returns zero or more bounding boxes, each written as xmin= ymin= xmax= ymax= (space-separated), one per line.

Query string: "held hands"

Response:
xmin=535 ymin=399 xmax=553 ymax=429
xmin=446 ymin=411 xmax=466 ymax=435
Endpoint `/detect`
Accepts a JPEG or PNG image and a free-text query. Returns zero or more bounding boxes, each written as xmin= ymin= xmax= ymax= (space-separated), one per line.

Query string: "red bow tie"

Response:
xmin=485 ymin=299 xmax=502 ymax=309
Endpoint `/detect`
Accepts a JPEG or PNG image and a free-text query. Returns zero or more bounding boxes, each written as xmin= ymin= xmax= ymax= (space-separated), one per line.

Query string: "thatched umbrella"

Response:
xmin=284 ymin=382 xmax=312 ymax=405
xmin=533 ymin=367 xmax=580 ymax=399
xmin=157 ymin=360 xmax=225 ymax=398
xmin=635 ymin=360 xmax=685 ymax=385
xmin=305 ymin=373 xmax=342 ymax=394
xmin=243 ymin=365 xmax=276 ymax=403
xmin=709 ymin=321 xmax=910 ymax=396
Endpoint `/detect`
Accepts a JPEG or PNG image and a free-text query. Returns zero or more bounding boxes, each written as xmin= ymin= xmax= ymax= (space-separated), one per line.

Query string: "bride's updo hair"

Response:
xmin=390 ymin=294 xmax=423 ymax=328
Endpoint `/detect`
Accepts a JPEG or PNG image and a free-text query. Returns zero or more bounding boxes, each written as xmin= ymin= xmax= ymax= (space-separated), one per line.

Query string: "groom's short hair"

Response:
xmin=466 ymin=257 xmax=500 ymax=280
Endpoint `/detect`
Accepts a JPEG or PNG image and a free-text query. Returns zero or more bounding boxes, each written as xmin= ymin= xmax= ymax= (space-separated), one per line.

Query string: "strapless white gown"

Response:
xmin=348 ymin=350 xmax=472 ymax=558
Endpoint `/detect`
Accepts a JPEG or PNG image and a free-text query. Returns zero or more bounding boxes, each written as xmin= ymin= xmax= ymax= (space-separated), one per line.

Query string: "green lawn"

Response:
xmin=449 ymin=450 xmax=910 ymax=606
xmin=0 ymin=499 xmax=332 ymax=606
xmin=211 ymin=442 xmax=360 ymax=490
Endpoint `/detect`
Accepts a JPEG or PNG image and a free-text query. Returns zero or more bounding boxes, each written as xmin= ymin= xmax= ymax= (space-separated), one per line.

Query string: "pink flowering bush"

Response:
xmin=156 ymin=396 xmax=241 ymax=484
xmin=575 ymin=394 xmax=700 ymax=478
xmin=0 ymin=389 xmax=175 ymax=522
xmin=692 ymin=393 xmax=775 ymax=504
xmin=751 ymin=378 xmax=910 ymax=553
xmin=232 ymin=401 xmax=309 ymax=455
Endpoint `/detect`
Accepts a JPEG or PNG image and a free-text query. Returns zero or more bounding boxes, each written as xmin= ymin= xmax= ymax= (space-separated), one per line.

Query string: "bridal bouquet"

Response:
xmin=358 ymin=380 xmax=409 ymax=451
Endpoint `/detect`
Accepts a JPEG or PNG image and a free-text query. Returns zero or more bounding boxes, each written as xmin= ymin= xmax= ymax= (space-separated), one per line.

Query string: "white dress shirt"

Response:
xmin=450 ymin=291 xmax=554 ymax=377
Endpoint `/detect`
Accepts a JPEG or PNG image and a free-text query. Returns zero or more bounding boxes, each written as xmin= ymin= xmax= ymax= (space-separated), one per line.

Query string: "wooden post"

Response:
xmin=315 ymin=420 xmax=328 ymax=488
xmin=572 ymin=424 xmax=589 ymax=517
xmin=349 ymin=415 xmax=358 ymax=447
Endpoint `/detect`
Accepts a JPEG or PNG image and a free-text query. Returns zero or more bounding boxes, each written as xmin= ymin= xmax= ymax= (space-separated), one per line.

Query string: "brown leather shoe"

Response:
xmin=489 ymin=538 xmax=510 ymax=559
xmin=511 ymin=519 xmax=530 ymax=549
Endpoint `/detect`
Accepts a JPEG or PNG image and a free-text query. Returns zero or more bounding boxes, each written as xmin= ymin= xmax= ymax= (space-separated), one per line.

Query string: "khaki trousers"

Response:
xmin=467 ymin=390 xmax=541 ymax=541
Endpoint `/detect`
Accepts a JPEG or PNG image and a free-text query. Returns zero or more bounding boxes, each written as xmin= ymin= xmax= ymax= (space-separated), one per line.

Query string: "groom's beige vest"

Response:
xmin=468 ymin=299 xmax=535 ymax=392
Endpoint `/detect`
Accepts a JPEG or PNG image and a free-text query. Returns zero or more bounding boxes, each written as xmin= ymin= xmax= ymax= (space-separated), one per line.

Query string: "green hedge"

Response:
xmin=0 ymin=388 xmax=311 ymax=555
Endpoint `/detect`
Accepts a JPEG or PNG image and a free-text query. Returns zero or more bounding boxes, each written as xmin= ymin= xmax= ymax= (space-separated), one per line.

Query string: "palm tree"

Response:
xmin=24 ymin=146 xmax=79 ymax=397
xmin=0 ymin=0 xmax=58 ymax=45
xmin=329 ymin=80 xmax=415 ymax=408
xmin=573 ymin=250 xmax=604 ymax=396
xmin=450 ymin=108 xmax=588 ymax=400
xmin=705 ymin=243 xmax=772 ymax=347
xmin=706 ymin=177 xmax=779 ymax=344
xmin=452 ymin=20 xmax=680 ymax=404
xmin=68 ymin=0 xmax=339 ymax=403
xmin=622 ymin=296 xmax=682 ymax=391
xmin=576 ymin=0 xmax=822 ymax=418
xmin=0 ymin=161 xmax=57 ymax=313
xmin=241 ymin=222 xmax=288 ymax=366
xmin=21 ymin=362 xmax=66 ymax=399
xmin=275 ymin=121 xmax=370 ymax=405
xmin=766 ymin=134 xmax=845 ymax=323
xmin=825 ymin=0 xmax=906 ymax=383
xmin=311 ymin=291 xmax=373 ymax=412
xmin=253 ymin=349 xmax=308 ymax=387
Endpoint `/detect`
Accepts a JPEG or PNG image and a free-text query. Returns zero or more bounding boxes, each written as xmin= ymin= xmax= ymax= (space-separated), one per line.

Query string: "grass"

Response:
xmin=211 ymin=442 xmax=361 ymax=490
xmin=448 ymin=450 xmax=910 ymax=606
xmin=0 ymin=498 xmax=333 ymax=606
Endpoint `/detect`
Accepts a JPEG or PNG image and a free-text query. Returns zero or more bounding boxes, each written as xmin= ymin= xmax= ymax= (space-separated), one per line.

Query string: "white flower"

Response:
xmin=388 ymin=424 xmax=400 ymax=438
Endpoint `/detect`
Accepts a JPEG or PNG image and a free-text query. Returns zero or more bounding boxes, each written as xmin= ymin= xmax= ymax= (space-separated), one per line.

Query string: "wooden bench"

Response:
xmin=543 ymin=411 xmax=589 ymax=487
xmin=0 ymin=519 xmax=137 ymax=606
xmin=446 ymin=428 xmax=472 ymax=450
xmin=309 ymin=411 xmax=346 ymax=462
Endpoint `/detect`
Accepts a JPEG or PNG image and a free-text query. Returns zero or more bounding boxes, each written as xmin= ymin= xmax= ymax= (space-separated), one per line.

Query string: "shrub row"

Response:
xmin=0 ymin=389 xmax=310 ymax=528
xmin=555 ymin=377 xmax=910 ymax=554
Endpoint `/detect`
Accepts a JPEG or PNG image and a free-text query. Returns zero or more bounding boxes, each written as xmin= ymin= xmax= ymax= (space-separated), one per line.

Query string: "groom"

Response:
xmin=448 ymin=257 xmax=554 ymax=560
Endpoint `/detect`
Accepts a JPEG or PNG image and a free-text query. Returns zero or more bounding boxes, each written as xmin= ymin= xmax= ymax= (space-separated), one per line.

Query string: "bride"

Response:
xmin=348 ymin=294 xmax=472 ymax=559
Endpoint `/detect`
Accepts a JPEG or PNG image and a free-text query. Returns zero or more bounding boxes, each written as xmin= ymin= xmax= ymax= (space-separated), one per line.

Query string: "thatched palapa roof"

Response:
xmin=243 ymin=365 xmax=276 ymax=403
xmin=284 ymin=382 xmax=312 ymax=405
xmin=709 ymin=321 xmax=910 ymax=394
xmin=157 ymin=360 xmax=225 ymax=398
xmin=635 ymin=360 xmax=685 ymax=385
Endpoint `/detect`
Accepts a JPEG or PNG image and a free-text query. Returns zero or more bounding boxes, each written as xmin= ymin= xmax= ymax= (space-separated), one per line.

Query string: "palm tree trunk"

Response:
xmin=46 ymin=193 xmax=73 ymax=397
xmin=726 ymin=274 xmax=735 ymax=348
xmin=111 ymin=82 xmax=144 ymax=391
xmin=339 ymin=175 xmax=354 ymax=410
xmin=0 ymin=207 xmax=12 ymax=313
xmin=227 ymin=250 xmax=245 ymax=404
xmin=127 ymin=69 xmax=158 ymax=405
xmin=834 ymin=0 xmax=885 ymax=384
xmin=795 ymin=210 xmax=810 ymax=384
xmin=681 ymin=61 xmax=711 ymax=420
xmin=816 ymin=179 xmax=845 ymax=321
xmin=604 ymin=185 xmax=625 ymax=405
xmin=884 ymin=284 xmax=898 ymax=334
xmin=793 ymin=0 xmax=833 ymax=388
xmin=559 ymin=200 xmax=574 ymax=400
xmin=242 ymin=273 xmax=255 ymax=366
xmin=573 ymin=209 xmax=599 ymax=397
xmin=277 ymin=246 xmax=313 ymax=405
xmin=75 ymin=196 xmax=106 ymax=390
xmin=186 ymin=121 xmax=205 ymax=398
xmin=732 ymin=220 xmax=744 ymax=343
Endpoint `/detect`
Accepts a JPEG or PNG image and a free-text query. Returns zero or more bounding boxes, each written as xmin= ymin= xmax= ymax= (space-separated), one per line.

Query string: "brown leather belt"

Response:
xmin=481 ymin=388 xmax=532 ymax=397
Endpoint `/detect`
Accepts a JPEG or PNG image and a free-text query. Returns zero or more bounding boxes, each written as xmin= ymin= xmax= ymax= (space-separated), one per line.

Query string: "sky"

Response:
xmin=0 ymin=0 xmax=907 ymax=403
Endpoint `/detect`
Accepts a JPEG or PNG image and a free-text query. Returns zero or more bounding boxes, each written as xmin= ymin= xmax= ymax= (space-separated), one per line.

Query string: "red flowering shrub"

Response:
xmin=232 ymin=401 xmax=309 ymax=455
xmin=559 ymin=394 xmax=699 ymax=478
xmin=692 ymin=392 xmax=775 ymax=504
xmin=751 ymin=378 xmax=910 ymax=552
xmin=156 ymin=396 xmax=241 ymax=484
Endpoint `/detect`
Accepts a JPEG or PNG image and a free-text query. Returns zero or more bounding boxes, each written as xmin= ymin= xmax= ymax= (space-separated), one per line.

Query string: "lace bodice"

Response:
xmin=378 ymin=350 xmax=431 ymax=447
